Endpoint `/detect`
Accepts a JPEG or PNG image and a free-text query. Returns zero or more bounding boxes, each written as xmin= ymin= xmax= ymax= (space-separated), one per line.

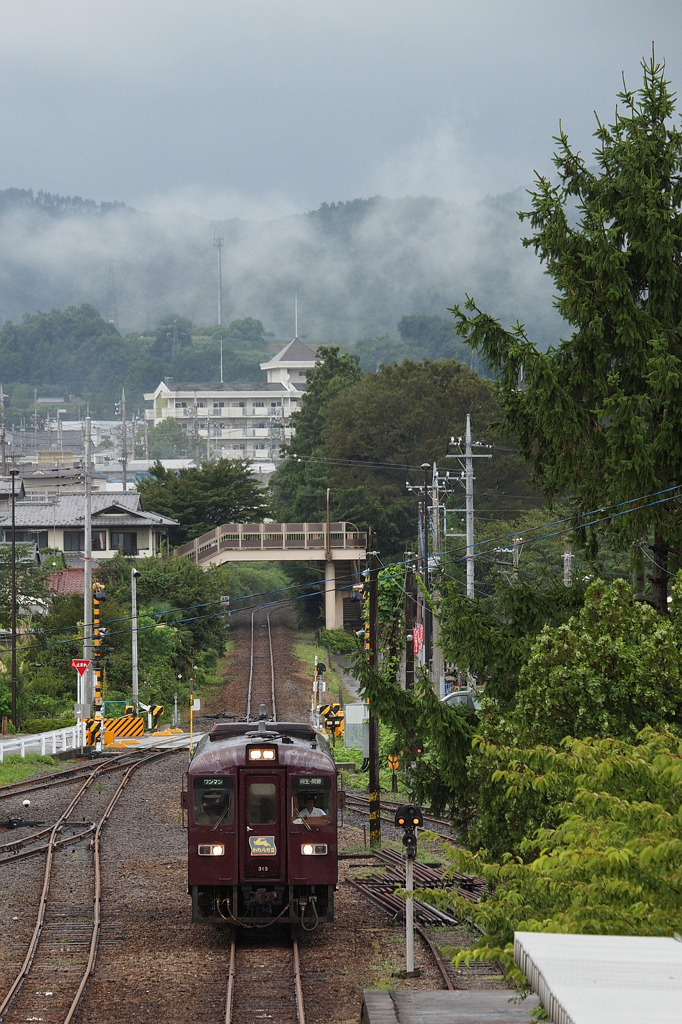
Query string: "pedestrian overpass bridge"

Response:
xmin=175 ymin=522 xmax=367 ymax=629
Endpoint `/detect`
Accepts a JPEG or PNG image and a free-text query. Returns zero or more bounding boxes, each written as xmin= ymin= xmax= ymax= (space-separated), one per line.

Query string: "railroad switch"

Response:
xmin=0 ymin=816 xmax=45 ymax=829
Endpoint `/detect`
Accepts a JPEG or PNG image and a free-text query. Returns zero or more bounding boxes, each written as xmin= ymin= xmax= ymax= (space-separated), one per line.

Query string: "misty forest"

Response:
xmin=0 ymin=187 xmax=566 ymax=418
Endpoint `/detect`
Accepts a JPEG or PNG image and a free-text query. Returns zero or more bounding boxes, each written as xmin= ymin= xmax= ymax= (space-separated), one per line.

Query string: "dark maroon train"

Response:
xmin=184 ymin=706 xmax=339 ymax=930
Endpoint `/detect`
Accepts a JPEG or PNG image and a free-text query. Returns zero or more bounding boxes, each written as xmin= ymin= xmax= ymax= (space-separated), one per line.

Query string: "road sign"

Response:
xmin=71 ymin=659 xmax=91 ymax=676
xmin=388 ymin=755 xmax=400 ymax=772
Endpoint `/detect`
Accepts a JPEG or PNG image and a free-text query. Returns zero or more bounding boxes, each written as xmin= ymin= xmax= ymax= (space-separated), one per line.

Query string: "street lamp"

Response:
xmin=9 ymin=466 xmax=19 ymax=726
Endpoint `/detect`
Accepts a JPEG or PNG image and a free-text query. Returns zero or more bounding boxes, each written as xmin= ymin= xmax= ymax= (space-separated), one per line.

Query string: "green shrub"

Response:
xmin=22 ymin=714 xmax=76 ymax=733
xmin=321 ymin=628 xmax=360 ymax=656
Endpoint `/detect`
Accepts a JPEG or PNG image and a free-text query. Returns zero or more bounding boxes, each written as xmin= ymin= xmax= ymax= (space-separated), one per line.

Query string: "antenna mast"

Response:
xmin=214 ymin=234 xmax=224 ymax=326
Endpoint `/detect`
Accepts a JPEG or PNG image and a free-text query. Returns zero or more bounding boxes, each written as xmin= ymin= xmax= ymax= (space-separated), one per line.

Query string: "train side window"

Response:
xmin=194 ymin=779 xmax=234 ymax=826
xmin=291 ymin=778 xmax=332 ymax=824
xmin=248 ymin=782 xmax=277 ymax=824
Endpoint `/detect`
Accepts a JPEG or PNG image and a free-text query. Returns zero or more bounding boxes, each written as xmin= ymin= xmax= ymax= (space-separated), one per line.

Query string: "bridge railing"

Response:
xmin=176 ymin=522 xmax=367 ymax=564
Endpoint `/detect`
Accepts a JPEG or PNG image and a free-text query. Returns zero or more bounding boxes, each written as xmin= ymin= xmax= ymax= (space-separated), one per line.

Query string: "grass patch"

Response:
xmin=293 ymin=632 xmax=350 ymax=704
xmin=0 ymin=753 xmax=71 ymax=786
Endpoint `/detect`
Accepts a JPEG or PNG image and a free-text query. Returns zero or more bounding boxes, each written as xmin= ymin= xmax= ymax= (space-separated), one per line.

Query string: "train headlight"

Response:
xmin=301 ymin=843 xmax=328 ymax=856
xmin=247 ymin=746 xmax=277 ymax=761
xmin=198 ymin=844 xmax=225 ymax=857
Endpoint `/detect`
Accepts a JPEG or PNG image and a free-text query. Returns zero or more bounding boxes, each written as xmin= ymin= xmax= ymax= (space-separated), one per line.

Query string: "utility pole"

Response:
xmin=131 ymin=568 xmax=140 ymax=711
xmin=0 ymin=384 xmax=6 ymax=475
xmin=446 ymin=414 xmax=492 ymax=599
xmin=406 ymin=464 xmax=434 ymax=678
xmin=420 ymin=463 xmax=432 ymax=673
xmin=120 ymin=389 xmax=127 ymax=490
xmin=404 ymin=552 xmax=415 ymax=690
xmin=192 ymin=392 xmax=200 ymax=464
xmin=367 ymin=539 xmax=381 ymax=849
xmin=83 ymin=417 xmax=93 ymax=724
xmin=9 ymin=465 xmax=19 ymax=726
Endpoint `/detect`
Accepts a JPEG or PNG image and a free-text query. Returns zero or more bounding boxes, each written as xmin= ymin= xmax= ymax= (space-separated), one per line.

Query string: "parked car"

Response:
xmin=440 ymin=688 xmax=482 ymax=710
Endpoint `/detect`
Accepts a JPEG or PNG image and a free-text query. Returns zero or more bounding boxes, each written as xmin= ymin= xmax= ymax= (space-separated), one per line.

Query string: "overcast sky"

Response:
xmin=1 ymin=1 xmax=680 ymax=220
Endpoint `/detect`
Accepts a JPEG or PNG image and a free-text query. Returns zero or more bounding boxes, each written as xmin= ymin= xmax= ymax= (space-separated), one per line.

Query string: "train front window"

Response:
xmin=248 ymin=782 xmax=277 ymax=824
xmin=194 ymin=779 xmax=233 ymax=827
xmin=291 ymin=777 xmax=331 ymax=825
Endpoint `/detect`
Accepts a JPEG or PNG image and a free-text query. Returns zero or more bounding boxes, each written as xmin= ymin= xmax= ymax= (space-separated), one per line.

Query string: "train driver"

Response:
xmin=293 ymin=792 xmax=327 ymax=823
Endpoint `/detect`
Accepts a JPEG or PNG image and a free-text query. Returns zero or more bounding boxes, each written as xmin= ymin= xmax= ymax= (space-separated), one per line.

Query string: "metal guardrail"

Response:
xmin=0 ymin=723 xmax=87 ymax=763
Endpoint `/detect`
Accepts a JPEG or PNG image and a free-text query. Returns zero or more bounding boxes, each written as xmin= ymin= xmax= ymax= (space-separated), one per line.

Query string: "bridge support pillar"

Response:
xmin=324 ymin=560 xmax=344 ymax=630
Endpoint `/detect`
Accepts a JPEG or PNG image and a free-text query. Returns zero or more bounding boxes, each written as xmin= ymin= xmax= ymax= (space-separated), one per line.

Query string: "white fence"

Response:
xmin=0 ymin=723 xmax=86 ymax=763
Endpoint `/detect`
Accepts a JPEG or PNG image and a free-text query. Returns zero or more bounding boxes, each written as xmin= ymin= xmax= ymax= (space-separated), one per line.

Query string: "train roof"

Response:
xmin=189 ymin=719 xmax=335 ymax=775
xmin=207 ymin=721 xmax=321 ymax=744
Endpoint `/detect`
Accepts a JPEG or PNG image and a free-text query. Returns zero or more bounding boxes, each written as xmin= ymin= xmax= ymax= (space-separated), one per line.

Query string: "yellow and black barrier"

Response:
xmin=320 ymin=702 xmax=345 ymax=737
xmin=103 ymin=716 xmax=145 ymax=745
xmin=86 ymin=718 xmax=102 ymax=747
xmin=149 ymin=705 xmax=164 ymax=731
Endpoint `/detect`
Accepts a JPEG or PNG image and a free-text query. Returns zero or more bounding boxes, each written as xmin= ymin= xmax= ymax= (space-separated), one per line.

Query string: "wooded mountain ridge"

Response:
xmin=0 ymin=187 xmax=562 ymax=347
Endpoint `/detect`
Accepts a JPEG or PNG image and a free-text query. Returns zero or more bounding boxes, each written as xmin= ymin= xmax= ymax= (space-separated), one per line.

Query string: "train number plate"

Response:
xmin=249 ymin=835 xmax=277 ymax=856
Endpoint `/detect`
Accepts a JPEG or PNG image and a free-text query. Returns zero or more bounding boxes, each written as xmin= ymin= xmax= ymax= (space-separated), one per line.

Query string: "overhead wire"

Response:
xmin=3 ymin=485 xmax=680 ymax=657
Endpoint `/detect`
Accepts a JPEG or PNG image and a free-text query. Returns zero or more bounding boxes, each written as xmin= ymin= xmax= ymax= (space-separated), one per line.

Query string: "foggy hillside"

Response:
xmin=0 ymin=188 xmax=562 ymax=347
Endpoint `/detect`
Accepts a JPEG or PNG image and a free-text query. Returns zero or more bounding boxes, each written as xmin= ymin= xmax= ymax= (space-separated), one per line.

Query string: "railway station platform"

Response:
xmin=362 ymin=989 xmax=539 ymax=1023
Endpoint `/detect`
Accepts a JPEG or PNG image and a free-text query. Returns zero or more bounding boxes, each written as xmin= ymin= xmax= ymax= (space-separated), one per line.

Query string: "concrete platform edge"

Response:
xmin=361 ymin=990 xmax=398 ymax=1024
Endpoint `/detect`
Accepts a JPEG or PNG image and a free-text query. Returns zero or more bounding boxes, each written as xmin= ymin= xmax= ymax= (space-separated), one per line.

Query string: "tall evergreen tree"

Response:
xmin=452 ymin=53 xmax=682 ymax=611
xmin=268 ymin=346 xmax=362 ymax=523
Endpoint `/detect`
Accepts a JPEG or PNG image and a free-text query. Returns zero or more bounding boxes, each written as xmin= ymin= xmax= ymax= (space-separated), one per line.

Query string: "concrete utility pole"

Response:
xmin=9 ymin=465 xmax=19 ymax=726
xmin=494 ymin=535 xmax=523 ymax=584
xmin=83 ymin=417 xmax=93 ymax=718
xmin=367 ymin=540 xmax=381 ymax=849
xmin=406 ymin=464 xmax=435 ymax=678
xmin=120 ymin=389 xmax=127 ymax=490
xmin=192 ymin=392 xmax=201 ymax=464
xmin=404 ymin=552 xmax=415 ymax=690
xmin=131 ymin=568 xmax=140 ymax=712
xmin=0 ymin=384 xmax=6 ymax=475
xmin=446 ymin=414 xmax=492 ymax=600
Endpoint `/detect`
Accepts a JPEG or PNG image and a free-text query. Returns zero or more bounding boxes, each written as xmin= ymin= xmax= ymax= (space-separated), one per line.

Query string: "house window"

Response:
xmin=5 ymin=529 xmax=47 ymax=547
xmin=111 ymin=532 xmax=138 ymax=554
xmin=64 ymin=530 xmax=84 ymax=551
xmin=92 ymin=531 xmax=107 ymax=551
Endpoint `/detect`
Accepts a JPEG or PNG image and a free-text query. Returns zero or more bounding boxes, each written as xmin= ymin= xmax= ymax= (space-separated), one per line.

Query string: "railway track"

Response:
xmin=343 ymin=790 xmax=454 ymax=841
xmin=246 ymin=608 xmax=277 ymax=720
xmin=0 ymin=748 xmax=175 ymax=1024
xmin=225 ymin=930 xmax=306 ymax=1024
xmin=0 ymin=748 xmax=154 ymax=802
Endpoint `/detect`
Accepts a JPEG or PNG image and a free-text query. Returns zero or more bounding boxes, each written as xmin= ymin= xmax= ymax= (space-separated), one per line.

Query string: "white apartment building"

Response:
xmin=144 ymin=337 xmax=316 ymax=466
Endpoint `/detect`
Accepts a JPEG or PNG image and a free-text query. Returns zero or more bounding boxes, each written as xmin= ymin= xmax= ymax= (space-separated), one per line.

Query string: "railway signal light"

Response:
xmin=394 ymin=803 xmax=423 ymax=859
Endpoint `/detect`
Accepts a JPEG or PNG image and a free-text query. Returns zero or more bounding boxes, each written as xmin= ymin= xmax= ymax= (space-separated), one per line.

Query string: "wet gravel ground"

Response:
xmin=0 ymin=614 xmax=493 ymax=1023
